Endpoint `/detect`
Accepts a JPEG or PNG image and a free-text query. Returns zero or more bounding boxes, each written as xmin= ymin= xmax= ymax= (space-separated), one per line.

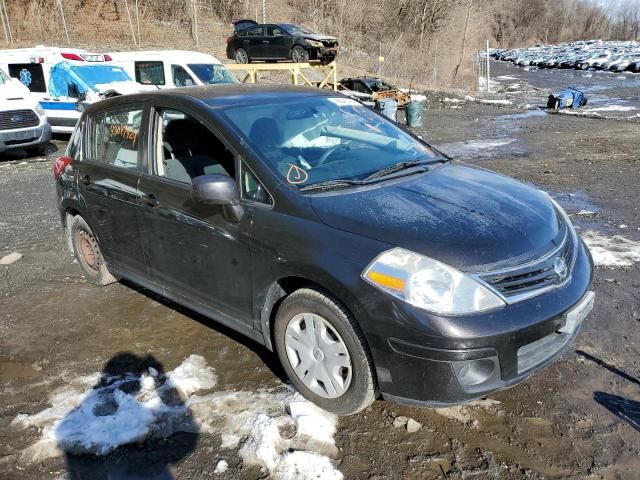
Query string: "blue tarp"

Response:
xmin=548 ymin=87 xmax=587 ymax=109
xmin=48 ymin=62 xmax=132 ymax=98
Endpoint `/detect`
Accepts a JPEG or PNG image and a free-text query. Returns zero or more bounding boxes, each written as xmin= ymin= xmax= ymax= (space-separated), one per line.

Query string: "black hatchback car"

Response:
xmin=54 ymin=85 xmax=594 ymax=415
xmin=226 ymin=22 xmax=338 ymax=64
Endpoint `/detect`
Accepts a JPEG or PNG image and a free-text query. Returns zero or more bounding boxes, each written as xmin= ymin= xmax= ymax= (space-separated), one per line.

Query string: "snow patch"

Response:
xmin=443 ymin=97 xmax=463 ymax=103
xmin=434 ymin=399 xmax=501 ymax=426
xmin=478 ymin=99 xmax=513 ymax=105
xmin=585 ymin=105 xmax=637 ymax=113
xmin=581 ymin=231 xmax=640 ymax=267
xmin=214 ymin=459 xmax=229 ymax=473
xmin=13 ymin=356 xmax=342 ymax=479
xmin=496 ymin=75 xmax=518 ymax=80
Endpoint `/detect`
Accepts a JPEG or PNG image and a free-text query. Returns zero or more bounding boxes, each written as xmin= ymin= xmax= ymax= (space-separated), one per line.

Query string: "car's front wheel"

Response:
xmin=274 ymin=288 xmax=377 ymax=415
xmin=70 ymin=215 xmax=118 ymax=286
xmin=291 ymin=45 xmax=309 ymax=63
xmin=234 ymin=48 xmax=250 ymax=64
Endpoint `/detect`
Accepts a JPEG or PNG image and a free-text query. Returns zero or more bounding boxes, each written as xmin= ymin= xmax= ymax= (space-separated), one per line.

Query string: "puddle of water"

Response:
xmin=496 ymin=110 xmax=547 ymax=121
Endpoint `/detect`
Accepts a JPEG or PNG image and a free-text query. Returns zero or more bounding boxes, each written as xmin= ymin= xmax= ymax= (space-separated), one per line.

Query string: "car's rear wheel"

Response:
xmin=291 ymin=45 xmax=309 ymax=63
xmin=70 ymin=215 xmax=118 ymax=286
xmin=274 ymin=288 xmax=377 ymax=415
xmin=235 ymin=48 xmax=250 ymax=64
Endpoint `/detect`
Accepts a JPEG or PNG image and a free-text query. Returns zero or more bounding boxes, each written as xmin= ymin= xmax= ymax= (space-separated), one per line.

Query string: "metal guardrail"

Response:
xmin=225 ymin=61 xmax=338 ymax=91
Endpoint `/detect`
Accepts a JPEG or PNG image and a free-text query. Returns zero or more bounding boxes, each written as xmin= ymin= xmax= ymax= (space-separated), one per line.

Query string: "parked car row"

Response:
xmin=492 ymin=40 xmax=640 ymax=73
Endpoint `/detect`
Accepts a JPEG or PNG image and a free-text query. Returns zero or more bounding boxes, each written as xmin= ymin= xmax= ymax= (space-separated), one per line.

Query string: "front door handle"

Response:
xmin=82 ymin=174 xmax=91 ymax=185
xmin=262 ymin=40 xmax=270 ymax=44
xmin=142 ymin=193 xmax=159 ymax=207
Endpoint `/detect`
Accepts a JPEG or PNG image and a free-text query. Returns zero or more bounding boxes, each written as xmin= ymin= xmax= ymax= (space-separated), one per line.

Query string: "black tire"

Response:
xmin=274 ymin=288 xmax=377 ymax=415
xmin=234 ymin=48 xmax=250 ymax=64
xmin=69 ymin=215 xmax=118 ymax=286
xmin=290 ymin=45 xmax=309 ymax=63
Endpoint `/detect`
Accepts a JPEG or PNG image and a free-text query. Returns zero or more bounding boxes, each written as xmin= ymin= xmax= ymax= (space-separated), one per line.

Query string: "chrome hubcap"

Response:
xmin=284 ymin=313 xmax=352 ymax=398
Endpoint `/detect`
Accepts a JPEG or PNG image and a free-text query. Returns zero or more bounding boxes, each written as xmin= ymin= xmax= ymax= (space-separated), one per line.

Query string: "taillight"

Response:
xmin=226 ymin=36 xmax=233 ymax=44
xmin=61 ymin=52 xmax=84 ymax=61
xmin=103 ymin=54 xmax=113 ymax=61
xmin=54 ymin=156 xmax=73 ymax=178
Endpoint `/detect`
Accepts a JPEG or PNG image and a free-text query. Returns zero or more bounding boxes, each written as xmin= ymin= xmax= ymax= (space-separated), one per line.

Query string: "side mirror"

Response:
xmin=191 ymin=174 xmax=244 ymax=222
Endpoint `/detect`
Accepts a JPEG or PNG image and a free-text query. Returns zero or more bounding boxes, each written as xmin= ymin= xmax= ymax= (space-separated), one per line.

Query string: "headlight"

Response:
xmin=307 ymin=40 xmax=324 ymax=48
xmin=362 ymin=248 xmax=505 ymax=315
xmin=35 ymin=104 xmax=45 ymax=117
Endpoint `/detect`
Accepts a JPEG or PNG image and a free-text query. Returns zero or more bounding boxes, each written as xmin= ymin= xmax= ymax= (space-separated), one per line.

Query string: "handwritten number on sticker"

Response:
xmin=286 ymin=164 xmax=309 ymax=184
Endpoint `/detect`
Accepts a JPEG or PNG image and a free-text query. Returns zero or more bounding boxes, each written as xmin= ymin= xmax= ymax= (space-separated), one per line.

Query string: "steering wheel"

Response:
xmin=316 ymin=144 xmax=351 ymax=166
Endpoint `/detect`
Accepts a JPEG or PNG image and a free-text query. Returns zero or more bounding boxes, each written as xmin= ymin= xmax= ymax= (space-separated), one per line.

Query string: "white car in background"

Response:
xmin=0 ymin=67 xmax=50 ymax=155
xmin=107 ymin=50 xmax=238 ymax=88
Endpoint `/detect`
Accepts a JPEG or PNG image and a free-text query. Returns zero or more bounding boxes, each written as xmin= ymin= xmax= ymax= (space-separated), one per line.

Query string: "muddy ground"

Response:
xmin=1 ymin=81 xmax=640 ymax=479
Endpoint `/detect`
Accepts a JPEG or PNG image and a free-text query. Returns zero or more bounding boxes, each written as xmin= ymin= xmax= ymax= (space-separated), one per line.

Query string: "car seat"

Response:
xmin=249 ymin=118 xmax=281 ymax=146
xmin=163 ymin=119 xmax=230 ymax=181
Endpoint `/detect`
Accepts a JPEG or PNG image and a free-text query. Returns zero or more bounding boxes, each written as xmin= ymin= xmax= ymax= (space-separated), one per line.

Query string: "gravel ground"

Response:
xmin=1 ymin=86 xmax=639 ymax=479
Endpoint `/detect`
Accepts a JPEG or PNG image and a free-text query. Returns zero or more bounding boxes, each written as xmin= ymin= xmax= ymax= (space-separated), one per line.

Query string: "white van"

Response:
xmin=0 ymin=67 xmax=51 ymax=154
xmin=0 ymin=46 xmax=148 ymax=133
xmin=107 ymin=50 xmax=238 ymax=88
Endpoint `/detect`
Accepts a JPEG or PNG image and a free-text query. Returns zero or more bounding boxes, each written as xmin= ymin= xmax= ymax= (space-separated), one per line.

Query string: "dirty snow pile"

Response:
xmin=12 ymin=355 xmax=343 ymax=479
xmin=581 ymin=231 xmax=640 ymax=267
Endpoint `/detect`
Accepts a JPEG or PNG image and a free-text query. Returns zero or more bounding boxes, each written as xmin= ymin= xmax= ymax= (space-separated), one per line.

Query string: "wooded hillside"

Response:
xmin=2 ymin=0 xmax=638 ymax=89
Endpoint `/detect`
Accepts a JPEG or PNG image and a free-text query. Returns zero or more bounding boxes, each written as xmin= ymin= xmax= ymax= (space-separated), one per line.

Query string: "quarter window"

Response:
xmin=89 ymin=108 xmax=143 ymax=170
xmin=135 ymin=61 xmax=165 ymax=86
xmin=241 ymin=165 xmax=271 ymax=204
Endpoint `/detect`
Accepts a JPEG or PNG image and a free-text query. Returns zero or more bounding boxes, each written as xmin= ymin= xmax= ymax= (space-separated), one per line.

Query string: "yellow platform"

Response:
xmin=225 ymin=61 xmax=337 ymax=91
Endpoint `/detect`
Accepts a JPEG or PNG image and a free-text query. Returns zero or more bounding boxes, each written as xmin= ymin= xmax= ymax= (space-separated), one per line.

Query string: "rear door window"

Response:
xmin=135 ymin=61 xmax=165 ymax=86
xmin=8 ymin=63 xmax=46 ymax=92
xmin=247 ymin=26 xmax=265 ymax=37
xmin=89 ymin=107 xmax=144 ymax=170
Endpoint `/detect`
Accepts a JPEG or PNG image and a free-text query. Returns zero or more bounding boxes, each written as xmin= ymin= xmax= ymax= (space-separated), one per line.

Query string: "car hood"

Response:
xmin=0 ymin=78 xmax=31 ymax=100
xmin=304 ymin=34 xmax=338 ymax=42
xmin=310 ymin=164 xmax=562 ymax=270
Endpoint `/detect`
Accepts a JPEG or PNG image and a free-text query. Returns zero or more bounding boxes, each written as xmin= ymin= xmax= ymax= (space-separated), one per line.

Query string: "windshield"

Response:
xmin=281 ymin=24 xmax=313 ymax=36
xmin=223 ymin=96 xmax=440 ymax=189
xmin=69 ymin=65 xmax=131 ymax=89
xmin=187 ymin=64 xmax=237 ymax=84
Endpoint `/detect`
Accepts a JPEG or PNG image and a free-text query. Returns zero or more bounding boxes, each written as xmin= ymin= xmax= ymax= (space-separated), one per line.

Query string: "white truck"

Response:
xmin=107 ymin=50 xmax=238 ymax=88
xmin=0 ymin=67 xmax=51 ymax=155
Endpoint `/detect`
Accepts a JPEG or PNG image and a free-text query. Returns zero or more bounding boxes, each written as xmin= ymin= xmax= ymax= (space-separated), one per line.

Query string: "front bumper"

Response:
xmin=0 ymin=123 xmax=51 ymax=153
xmin=360 ymin=238 xmax=594 ymax=406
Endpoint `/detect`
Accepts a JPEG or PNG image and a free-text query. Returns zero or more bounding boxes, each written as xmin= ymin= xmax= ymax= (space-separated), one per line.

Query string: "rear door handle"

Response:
xmin=262 ymin=40 xmax=270 ymax=44
xmin=142 ymin=193 xmax=159 ymax=207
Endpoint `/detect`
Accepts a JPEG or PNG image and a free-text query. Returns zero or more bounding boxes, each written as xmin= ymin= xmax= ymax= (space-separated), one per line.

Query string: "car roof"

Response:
xmin=108 ymin=50 xmax=222 ymax=64
xmin=83 ymin=84 xmax=338 ymax=115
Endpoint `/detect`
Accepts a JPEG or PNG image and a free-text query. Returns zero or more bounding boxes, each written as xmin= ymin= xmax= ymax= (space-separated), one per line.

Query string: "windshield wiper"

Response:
xmin=362 ymin=159 xmax=436 ymax=182
xmin=299 ymin=179 xmax=367 ymax=193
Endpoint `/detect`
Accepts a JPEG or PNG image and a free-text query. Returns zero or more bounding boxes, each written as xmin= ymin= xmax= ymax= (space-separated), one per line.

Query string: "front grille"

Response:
xmin=517 ymin=331 xmax=571 ymax=374
xmin=5 ymin=137 xmax=38 ymax=146
xmin=478 ymin=222 xmax=576 ymax=301
xmin=0 ymin=109 xmax=39 ymax=131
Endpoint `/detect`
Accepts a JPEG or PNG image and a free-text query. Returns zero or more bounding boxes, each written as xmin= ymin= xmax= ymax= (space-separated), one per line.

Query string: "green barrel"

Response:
xmin=406 ymin=97 xmax=426 ymax=127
